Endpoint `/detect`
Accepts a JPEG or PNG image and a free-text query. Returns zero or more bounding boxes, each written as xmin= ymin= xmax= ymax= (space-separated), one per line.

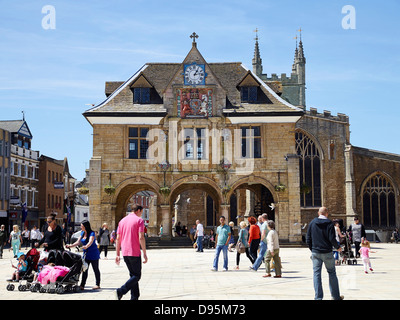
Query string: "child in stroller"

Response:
xmin=32 ymin=249 xmax=84 ymax=294
xmin=6 ymin=248 xmax=40 ymax=291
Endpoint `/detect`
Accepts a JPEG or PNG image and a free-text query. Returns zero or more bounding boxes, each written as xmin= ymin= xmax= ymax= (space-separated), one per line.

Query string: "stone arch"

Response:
xmin=167 ymin=175 xmax=224 ymax=229
xmin=226 ymin=175 xmax=278 ymax=225
xmin=113 ymin=176 xmax=161 ymax=226
xmin=169 ymin=175 xmax=224 ymax=204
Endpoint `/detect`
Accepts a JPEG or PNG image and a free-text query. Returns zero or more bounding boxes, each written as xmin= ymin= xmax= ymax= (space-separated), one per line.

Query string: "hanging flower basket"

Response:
xmin=104 ymin=185 xmax=116 ymax=196
xmin=274 ymin=184 xmax=286 ymax=192
xmin=221 ymin=185 xmax=231 ymax=194
xmin=159 ymin=186 xmax=171 ymax=196
xmin=300 ymin=183 xmax=312 ymax=194
xmin=78 ymin=186 xmax=89 ymax=195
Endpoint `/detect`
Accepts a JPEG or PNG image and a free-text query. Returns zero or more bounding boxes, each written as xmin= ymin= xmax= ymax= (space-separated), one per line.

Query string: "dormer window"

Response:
xmin=133 ymin=87 xmax=150 ymax=104
xmin=241 ymin=86 xmax=258 ymax=103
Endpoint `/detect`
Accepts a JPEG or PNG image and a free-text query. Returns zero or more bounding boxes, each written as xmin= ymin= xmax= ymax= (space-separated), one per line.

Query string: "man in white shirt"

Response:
xmin=30 ymin=226 xmax=41 ymax=248
xmin=195 ymin=220 xmax=204 ymax=252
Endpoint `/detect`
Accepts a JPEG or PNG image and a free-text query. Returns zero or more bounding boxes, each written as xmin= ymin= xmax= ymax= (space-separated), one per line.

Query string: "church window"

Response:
xmin=296 ymin=131 xmax=322 ymax=207
xmin=362 ymin=173 xmax=396 ymax=229
xmin=183 ymin=128 xmax=206 ymax=160
xmin=241 ymin=126 xmax=261 ymax=159
xmin=241 ymin=86 xmax=258 ymax=103
xmin=133 ymin=87 xmax=150 ymax=104
xmin=128 ymin=127 xmax=149 ymax=159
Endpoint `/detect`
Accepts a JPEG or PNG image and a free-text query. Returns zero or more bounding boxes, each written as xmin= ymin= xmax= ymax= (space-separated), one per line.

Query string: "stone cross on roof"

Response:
xmin=190 ymin=32 xmax=199 ymax=45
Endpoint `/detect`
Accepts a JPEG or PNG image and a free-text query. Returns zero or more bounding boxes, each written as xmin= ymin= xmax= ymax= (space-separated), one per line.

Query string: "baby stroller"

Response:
xmin=340 ymin=231 xmax=357 ymax=265
xmin=6 ymin=247 xmax=40 ymax=292
xmin=33 ymin=249 xmax=84 ymax=294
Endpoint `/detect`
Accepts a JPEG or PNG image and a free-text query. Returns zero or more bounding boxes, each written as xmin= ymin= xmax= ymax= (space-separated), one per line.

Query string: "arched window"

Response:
xmin=295 ymin=131 xmax=322 ymax=207
xmin=362 ymin=173 xmax=396 ymax=229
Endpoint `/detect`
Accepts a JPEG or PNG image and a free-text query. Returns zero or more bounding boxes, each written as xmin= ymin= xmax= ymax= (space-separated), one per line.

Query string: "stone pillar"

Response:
xmin=344 ymin=145 xmax=357 ymax=226
xmin=160 ymin=205 xmax=171 ymax=240
xmin=220 ymin=204 xmax=230 ymax=221
xmin=89 ymin=156 xmax=102 ymax=230
xmin=147 ymin=196 xmax=158 ymax=237
xmin=286 ymin=154 xmax=302 ymax=243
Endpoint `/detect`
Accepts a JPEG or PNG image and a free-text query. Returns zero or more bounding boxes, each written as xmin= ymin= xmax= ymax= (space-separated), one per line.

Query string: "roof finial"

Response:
xmin=190 ymin=32 xmax=199 ymax=46
xmin=254 ymin=28 xmax=259 ymax=41
xmin=297 ymin=27 xmax=303 ymax=41
xmin=22 ymin=110 xmax=25 ymax=121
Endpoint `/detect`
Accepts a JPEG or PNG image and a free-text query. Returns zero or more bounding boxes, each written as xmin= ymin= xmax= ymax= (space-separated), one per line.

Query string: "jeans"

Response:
xmin=196 ymin=236 xmax=203 ymax=252
xmin=311 ymin=251 xmax=341 ymax=300
xmin=118 ymin=256 xmax=142 ymax=300
xmin=252 ymin=241 xmax=267 ymax=270
xmin=213 ymin=244 xmax=228 ymax=270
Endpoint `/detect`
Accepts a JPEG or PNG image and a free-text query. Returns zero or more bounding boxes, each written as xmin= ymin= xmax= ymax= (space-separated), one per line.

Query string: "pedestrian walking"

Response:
xmin=22 ymin=227 xmax=30 ymax=249
xmin=195 ymin=220 xmax=204 ymax=252
xmin=250 ymin=213 xmax=269 ymax=271
xmin=115 ymin=204 xmax=148 ymax=300
xmin=67 ymin=220 xmax=101 ymax=290
xmin=9 ymin=225 xmax=22 ymax=258
xmin=359 ymin=239 xmax=376 ymax=274
xmin=228 ymin=221 xmax=235 ymax=252
xmin=263 ymin=220 xmax=282 ymax=278
xmin=234 ymin=221 xmax=253 ymax=270
xmin=211 ymin=216 xmax=231 ymax=272
xmin=0 ymin=225 xmax=7 ymax=258
xmin=247 ymin=216 xmax=260 ymax=263
xmin=306 ymin=207 xmax=343 ymax=300
xmin=99 ymin=223 xmax=110 ymax=259
xmin=348 ymin=216 xmax=366 ymax=258
xmin=36 ymin=213 xmax=64 ymax=252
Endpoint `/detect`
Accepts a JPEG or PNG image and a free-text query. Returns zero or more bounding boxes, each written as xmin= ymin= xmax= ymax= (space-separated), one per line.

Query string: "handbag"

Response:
xmin=235 ymin=240 xmax=246 ymax=254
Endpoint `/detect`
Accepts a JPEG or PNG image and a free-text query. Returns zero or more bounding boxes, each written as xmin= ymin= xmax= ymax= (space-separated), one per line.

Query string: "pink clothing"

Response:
xmin=360 ymin=247 xmax=370 ymax=259
xmin=117 ymin=213 xmax=144 ymax=257
xmin=38 ymin=265 xmax=70 ymax=284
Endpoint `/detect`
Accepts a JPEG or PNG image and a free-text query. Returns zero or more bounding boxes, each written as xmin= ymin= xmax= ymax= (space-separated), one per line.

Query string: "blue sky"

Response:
xmin=0 ymin=0 xmax=399 ymax=181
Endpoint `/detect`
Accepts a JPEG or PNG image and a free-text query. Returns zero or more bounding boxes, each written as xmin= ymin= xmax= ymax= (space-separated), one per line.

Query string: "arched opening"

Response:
xmin=113 ymin=179 xmax=161 ymax=236
xmin=229 ymin=183 xmax=275 ymax=224
xmin=169 ymin=181 xmax=222 ymax=234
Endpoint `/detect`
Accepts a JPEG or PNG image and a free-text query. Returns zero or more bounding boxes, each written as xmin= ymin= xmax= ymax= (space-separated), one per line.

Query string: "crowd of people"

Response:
xmin=1 ymin=206 xmax=398 ymax=300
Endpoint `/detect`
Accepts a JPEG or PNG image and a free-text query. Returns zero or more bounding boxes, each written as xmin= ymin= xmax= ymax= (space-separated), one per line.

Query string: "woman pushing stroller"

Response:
xmin=66 ymin=220 xmax=101 ymax=291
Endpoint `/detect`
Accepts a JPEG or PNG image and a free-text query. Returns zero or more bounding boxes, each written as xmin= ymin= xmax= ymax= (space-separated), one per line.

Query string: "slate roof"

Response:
xmin=83 ymin=52 xmax=303 ymax=119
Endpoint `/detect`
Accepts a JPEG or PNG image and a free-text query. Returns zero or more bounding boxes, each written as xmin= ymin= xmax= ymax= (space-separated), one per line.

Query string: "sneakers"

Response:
xmin=210 ymin=268 xmax=217 ymax=272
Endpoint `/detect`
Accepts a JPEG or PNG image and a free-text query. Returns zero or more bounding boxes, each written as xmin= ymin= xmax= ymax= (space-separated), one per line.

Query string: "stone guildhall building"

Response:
xmin=83 ymin=33 xmax=400 ymax=242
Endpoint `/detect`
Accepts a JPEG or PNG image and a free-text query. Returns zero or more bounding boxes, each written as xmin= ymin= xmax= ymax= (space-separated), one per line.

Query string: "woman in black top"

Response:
xmin=36 ymin=213 xmax=64 ymax=252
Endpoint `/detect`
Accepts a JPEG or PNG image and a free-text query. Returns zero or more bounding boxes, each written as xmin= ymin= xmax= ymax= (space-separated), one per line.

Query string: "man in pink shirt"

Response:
xmin=115 ymin=204 xmax=148 ymax=300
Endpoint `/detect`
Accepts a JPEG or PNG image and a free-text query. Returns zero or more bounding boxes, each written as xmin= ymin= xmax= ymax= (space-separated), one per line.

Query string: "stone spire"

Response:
xmin=293 ymin=28 xmax=306 ymax=108
xmin=252 ymin=28 xmax=263 ymax=76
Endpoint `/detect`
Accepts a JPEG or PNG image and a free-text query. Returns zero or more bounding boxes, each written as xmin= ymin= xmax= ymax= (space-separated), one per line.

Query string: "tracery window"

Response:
xmin=362 ymin=173 xmax=396 ymax=228
xmin=295 ymin=131 xmax=322 ymax=207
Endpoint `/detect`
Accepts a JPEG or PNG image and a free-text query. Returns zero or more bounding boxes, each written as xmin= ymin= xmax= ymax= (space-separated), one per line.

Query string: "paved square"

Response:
xmin=1 ymin=243 xmax=399 ymax=300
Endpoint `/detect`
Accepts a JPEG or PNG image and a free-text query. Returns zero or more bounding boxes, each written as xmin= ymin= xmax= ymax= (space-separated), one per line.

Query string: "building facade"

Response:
xmin=38 ymin=155 xmax=65 ymax=228
xmin=0 ymin=127 xmax=11 ymax=228
xmin=0 ymin=120 xmax=40 ymax=229
xmin=83 ymin=34 xmax=400 ymax=242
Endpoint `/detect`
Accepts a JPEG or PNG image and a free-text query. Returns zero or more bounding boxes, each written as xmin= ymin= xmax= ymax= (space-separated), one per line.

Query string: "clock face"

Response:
xmin=184 ymin=63 xmax=206 ymax=85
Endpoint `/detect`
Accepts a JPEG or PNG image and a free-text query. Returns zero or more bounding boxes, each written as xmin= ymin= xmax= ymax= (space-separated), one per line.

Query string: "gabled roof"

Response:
xmin=0 ymin=120 xmax=33 ymax=139
xmin=83 ymin=44 xmax=304 ymax=125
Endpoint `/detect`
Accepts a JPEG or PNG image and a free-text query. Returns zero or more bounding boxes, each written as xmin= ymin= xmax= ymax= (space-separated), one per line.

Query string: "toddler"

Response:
xmin=359 ymin=239 xmax=376 ymax=274
xmin=10 ymin=252 xmax=27 ymax=281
